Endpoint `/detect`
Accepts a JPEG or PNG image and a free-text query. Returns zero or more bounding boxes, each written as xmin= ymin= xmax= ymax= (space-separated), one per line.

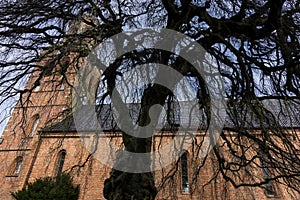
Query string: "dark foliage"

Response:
xmin=11 ymin=173 xmax=79 ymax=200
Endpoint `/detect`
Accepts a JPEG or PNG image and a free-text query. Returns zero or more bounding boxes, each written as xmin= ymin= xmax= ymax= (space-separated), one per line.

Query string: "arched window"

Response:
xmin=7 ymin=156 xmax=23 ymax=175
xmin=259 ymin=152 xmax=276 ymax=197
xmin=29 ymin=115 xmax=39 ymax=137
xmin=14 ymin=157 xmax=23 ymax=174
xmin=55 ymin=150 xmax=66 ymax=177
xmin=181 ymin=151 xmax=189 ymax=193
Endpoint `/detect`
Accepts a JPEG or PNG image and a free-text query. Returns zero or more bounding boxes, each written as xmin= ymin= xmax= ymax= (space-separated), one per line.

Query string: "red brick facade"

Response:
xmin=0 ymin=63 xmax=299 ymax=200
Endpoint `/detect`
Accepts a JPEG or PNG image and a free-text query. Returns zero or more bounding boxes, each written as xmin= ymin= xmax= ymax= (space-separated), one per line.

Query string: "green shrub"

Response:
xmin=11 ymin=173 xmax=79 ymax=200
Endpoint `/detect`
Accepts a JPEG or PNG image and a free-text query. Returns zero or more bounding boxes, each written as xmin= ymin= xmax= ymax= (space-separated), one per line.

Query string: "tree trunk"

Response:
xmin=103 ymin=84 xmax=172 ymax=199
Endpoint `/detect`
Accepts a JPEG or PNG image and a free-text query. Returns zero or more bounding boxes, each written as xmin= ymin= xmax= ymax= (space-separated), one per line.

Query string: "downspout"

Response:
xmin=22 ymin=131 xmax=43 ymax=189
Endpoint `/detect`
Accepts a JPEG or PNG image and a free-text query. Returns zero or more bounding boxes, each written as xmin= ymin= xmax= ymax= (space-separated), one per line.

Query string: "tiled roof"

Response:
xmin=41 ymin=99 xmax=300 ymax=133
xmin=225 ymin=99 xmax=300 ymax=129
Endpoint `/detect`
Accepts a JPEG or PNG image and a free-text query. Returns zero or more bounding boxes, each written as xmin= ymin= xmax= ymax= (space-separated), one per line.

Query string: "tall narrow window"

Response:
xmin=7 ymin=156 xmax=23 ymax=176
xmin=181 ymin=151 xmax=189 ymax=193
xmin=14 ymin=157 xmax=23 ymax=174
xmin=29 ymin=115 xmax=39 ymax=137
xmin=56 ymin=150 xmax=66 ymax=177
xmin=259 ymin=152 xmax=276 ymax=196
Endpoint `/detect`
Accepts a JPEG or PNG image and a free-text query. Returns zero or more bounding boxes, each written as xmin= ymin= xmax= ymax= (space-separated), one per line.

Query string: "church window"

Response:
xmin=7 ymin=156 xmax=23 ymax=176
xmin=181 ymin=151 xmax=189 ymax=193
xmin=55 ymin=150 xmax=66 ymax=177
xmin=29 ymin=115 xmax=39 ymax=137
xmin=259 ymin=152 xmax=276 ymax=197
xmin=14 ymin=157 xmax=23 ymax=174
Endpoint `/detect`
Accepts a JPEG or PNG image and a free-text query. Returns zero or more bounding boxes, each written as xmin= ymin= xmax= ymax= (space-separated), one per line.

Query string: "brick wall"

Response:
xmin=0 ymin=56 xmax=299 ymax=200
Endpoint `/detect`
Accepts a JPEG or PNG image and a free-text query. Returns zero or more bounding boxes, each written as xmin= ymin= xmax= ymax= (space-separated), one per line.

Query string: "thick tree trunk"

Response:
xmin=103 ymin=170 xmax=157 ymax=200
xmin=103 ymin=84 xmax=172 ymax=199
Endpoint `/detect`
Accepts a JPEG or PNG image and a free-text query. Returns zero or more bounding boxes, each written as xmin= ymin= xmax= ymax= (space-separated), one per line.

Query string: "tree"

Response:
xmin=0 ymin=0 xmax=299 ymax=199
xmin=11 ymin=173 xmax=79 ymax=200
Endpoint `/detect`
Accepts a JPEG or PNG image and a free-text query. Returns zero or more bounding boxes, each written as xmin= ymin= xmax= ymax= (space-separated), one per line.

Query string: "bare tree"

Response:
xmin=0 ymin=0 xmax=299 ymax=199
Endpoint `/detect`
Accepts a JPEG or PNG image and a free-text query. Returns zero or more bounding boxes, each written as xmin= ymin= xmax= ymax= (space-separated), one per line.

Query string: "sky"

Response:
xmin=0 ymin=96 xmax=19 ymax=136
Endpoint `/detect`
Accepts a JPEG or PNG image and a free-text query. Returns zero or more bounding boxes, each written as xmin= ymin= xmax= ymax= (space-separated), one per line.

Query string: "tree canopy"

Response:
xmin=0 ymin=0 xmax=299 ymax=199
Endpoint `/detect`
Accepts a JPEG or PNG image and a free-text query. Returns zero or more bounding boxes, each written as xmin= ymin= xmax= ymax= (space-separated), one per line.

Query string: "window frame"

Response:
xmin=180 ymin=151 xmax=189 ymax=193
xmin=55 ymin=150 xmax=66 ymax=177
xmin=259 ymin=152 xmax=276 ymax=197
xmin=14 ymin=157 xmax=23 ymax=174
xmin=6 ymin=156 xmax=23 ymax=177
xmin=29 ymin=115 xmax=39 ymax=137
